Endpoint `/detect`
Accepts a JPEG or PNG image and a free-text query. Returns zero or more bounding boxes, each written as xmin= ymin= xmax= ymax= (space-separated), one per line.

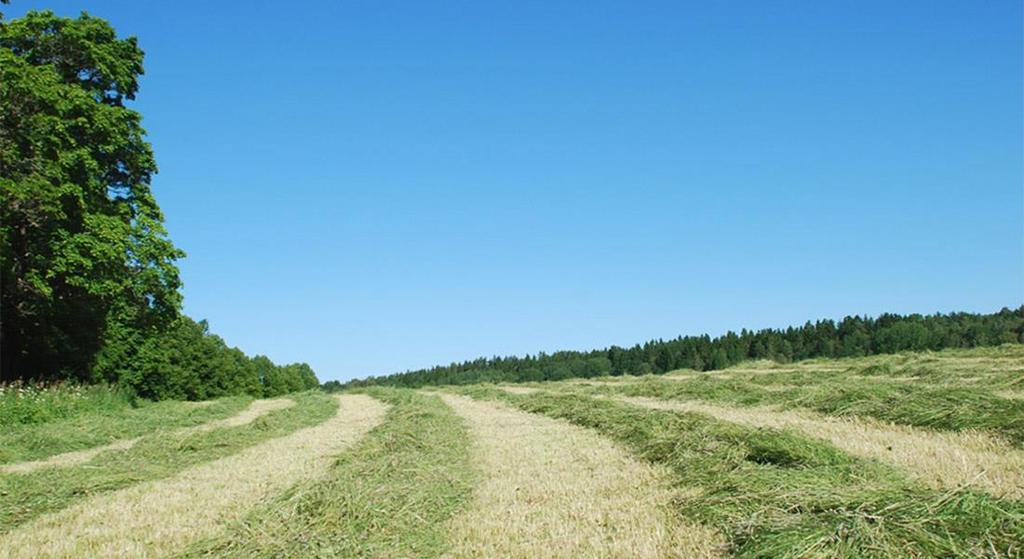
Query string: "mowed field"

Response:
xmin=1 ymin=346 xmax=1022 ymax=558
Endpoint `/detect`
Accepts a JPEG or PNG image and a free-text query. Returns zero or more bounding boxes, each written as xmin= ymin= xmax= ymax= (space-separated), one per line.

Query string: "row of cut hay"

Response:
xmin=181 ymin=389 xmax=476 ymax=558
xmin=440 ymin=393 xmax=723 ymax=558
xmin=0 ymin=395 xmax=387 ymax=558
xmin=0 ymin=398 xmax=294 ymax=475
xmin=0 ymin=396 xmax=253 ymax=466
xmin=461 ymin=386 xmax=1024 ymax=558
xmin=0 ymin=392 xmax=337 ymax=532
xmin=600 ymin=372 xmax=1024 ymax=446
xmin=614 ymin=395 xmax=1024 ymax=499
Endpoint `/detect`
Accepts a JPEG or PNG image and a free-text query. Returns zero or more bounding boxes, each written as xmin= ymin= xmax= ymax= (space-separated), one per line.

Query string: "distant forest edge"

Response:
xmin=332 ymin=307 xmax=1024 ymax=390
xmin=0 ymin=9 xmax=318 ymax=399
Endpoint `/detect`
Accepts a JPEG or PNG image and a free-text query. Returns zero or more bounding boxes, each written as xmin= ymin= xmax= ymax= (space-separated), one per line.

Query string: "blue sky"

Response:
xmin=10 ymin=1 xmax=1023 ymax=381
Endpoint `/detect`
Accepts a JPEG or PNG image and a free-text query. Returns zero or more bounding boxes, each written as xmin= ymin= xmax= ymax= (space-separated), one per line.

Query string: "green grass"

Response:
xmin=603 ymin=377 xmax=1024 ymax=445
xmin=453 ymin=386 xmax=1024 ymax=558
xmin=0 ymin=393 xmax=253 ymax=465
xmin=180 ymin=388 xmax=475 ymax=558
xmin=3 ymin=347 xmax=1020 ymax=557
xmin=553 ymin=347 xmax=1024 ymax=446
xmin=0 ymin=382 xmax=137 ymax=428
xmin=0 ymin=391 xmax=337 ymax=532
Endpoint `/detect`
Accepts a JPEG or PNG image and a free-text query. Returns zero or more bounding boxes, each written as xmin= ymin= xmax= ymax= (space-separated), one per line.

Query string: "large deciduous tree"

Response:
xmin=0 ymin=10 xmax=183 ymax=382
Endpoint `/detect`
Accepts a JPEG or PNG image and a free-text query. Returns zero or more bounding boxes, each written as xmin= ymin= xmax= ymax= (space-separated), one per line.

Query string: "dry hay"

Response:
xmin=616 ymin=396 xmax=1024 ymax=500
xmin=0 ymin=395 xmax=388 ymax=558
xmin=0 ymin=438 xmax=141 ymax=476
xmin=562 ymin=378 xmax=645 ymax=386
xmin=0 ymin=398 xmax=295 ymax=475
xmin=186 ymin=398 xmax=293 ymax=432
xmin=439 ymin=394 xmax=722 ymax=558
xmin=496 ymin=385 xmax=539 ymax=395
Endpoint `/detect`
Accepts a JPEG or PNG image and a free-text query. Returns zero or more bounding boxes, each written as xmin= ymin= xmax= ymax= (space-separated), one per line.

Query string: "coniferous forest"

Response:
xmin=335 ymin=307 xmax=1024 ymax=389
xmin=0 ymin=8 xmax=318 ymax=399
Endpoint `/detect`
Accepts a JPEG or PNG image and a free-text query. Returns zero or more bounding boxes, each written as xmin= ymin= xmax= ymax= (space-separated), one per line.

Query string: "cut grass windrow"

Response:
xmin=0 ymin=398 xmax=294 ymax=475
xmin=456 ymin=387 xmax=1024 ymax=558
xmin=0 ymin=391 xmax=336 ymax=532
xmin=537 ymin=346 xmax=1024 ymax=447
xmin=0 ymin=396 xmax=253 ymax=465
xmin=187 ymin=397 xmax=294 ymax=431
xmin=0 ymin=394 xmax=387 ymax=558
xmin=497 ymin=385 xmax=539 ymax=395
xmin=181 ymin=388 xmax=475 ymax=558
xmin=684 ymin=346 xmax=1024 ymax=388
xmin=614 ymin=396 xmax=1024 ymax=500
xmin=439 ymin=393 xmax=723 ymax=559
xmin=592 ymin=374 xmax=1024 ymax=446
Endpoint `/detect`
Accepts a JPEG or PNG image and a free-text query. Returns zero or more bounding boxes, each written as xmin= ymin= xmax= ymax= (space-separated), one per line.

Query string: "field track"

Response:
xmin=0 ymin=395 xmax=386 ymax=558
xmin=0 ymin=398 xmax=295 ymax=475
xmin=439 ymin=394 xmax=722 ymax=559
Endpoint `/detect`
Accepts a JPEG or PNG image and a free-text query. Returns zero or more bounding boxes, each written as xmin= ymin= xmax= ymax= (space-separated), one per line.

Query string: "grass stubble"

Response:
xmin=439 ymin=393 xmax=723 ymax=559
xmin=0 ymin=394 xmax=387 ymax=558
xmin=0 ymin=397 xmax=294 ymax=475
xmin=0 ymin=391 xmax=336 ymax=532
xmin=1 ymin=347 xmax=1020 ymax=558
xmin=455 ymin=386 xmax=1024 ymax=558
xmin=0 ymin=395 xmax=254 ymax=465
xmin=613 ymin=395 xmax=1024 ymax=500
xmin=574 ymin=348 xmax=1024 ymax=447
xmin=180 ymin=388 xmax=476 ymax=558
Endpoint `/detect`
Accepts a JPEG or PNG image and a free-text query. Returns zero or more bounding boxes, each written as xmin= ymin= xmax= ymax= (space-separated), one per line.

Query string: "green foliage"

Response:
xmin=459 ymin=388 xmax=1024 ymax=558
xmin=96 ymin=317 xmax=319 ymax=400
xmin=256 ymin=356 xmax=318 ymax=398
xmin=0 ymin=10 xmax=183 ymax=382
xmin=348 ymin=307 xmax=1024 ymax=388
xmin=0 ymin=10 xmax=317 ymax=401
xmin=320 ymin=379 xmax=344 ymax=392
xmin=182 ymin=389 xmax=476 ymax=558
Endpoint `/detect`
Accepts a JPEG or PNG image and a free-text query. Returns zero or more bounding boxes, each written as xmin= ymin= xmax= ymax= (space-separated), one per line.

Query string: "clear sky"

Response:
xmin=9 ymin=1 xmax=1023 ymax=382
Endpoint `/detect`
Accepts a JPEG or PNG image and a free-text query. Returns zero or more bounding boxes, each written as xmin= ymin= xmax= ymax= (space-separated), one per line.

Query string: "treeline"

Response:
xmin=0 ymin=9 xmax=317 ymax=398
xmin=337 ymin=307 xmax=1024 ymax=389
xmin=94 ymin=317 xmax=319 ymax=401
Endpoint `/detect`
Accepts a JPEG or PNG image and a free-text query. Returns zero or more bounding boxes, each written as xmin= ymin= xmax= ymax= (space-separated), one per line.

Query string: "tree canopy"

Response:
xmin=1 ymin=9 xmax=318 ymax=398
xmin=0 ymin=10 xmax=181 ymax=381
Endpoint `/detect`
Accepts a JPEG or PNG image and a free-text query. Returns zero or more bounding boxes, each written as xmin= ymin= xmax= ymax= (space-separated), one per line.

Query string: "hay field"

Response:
xmin=1 ymin=347 xmax=1021 ymax=558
